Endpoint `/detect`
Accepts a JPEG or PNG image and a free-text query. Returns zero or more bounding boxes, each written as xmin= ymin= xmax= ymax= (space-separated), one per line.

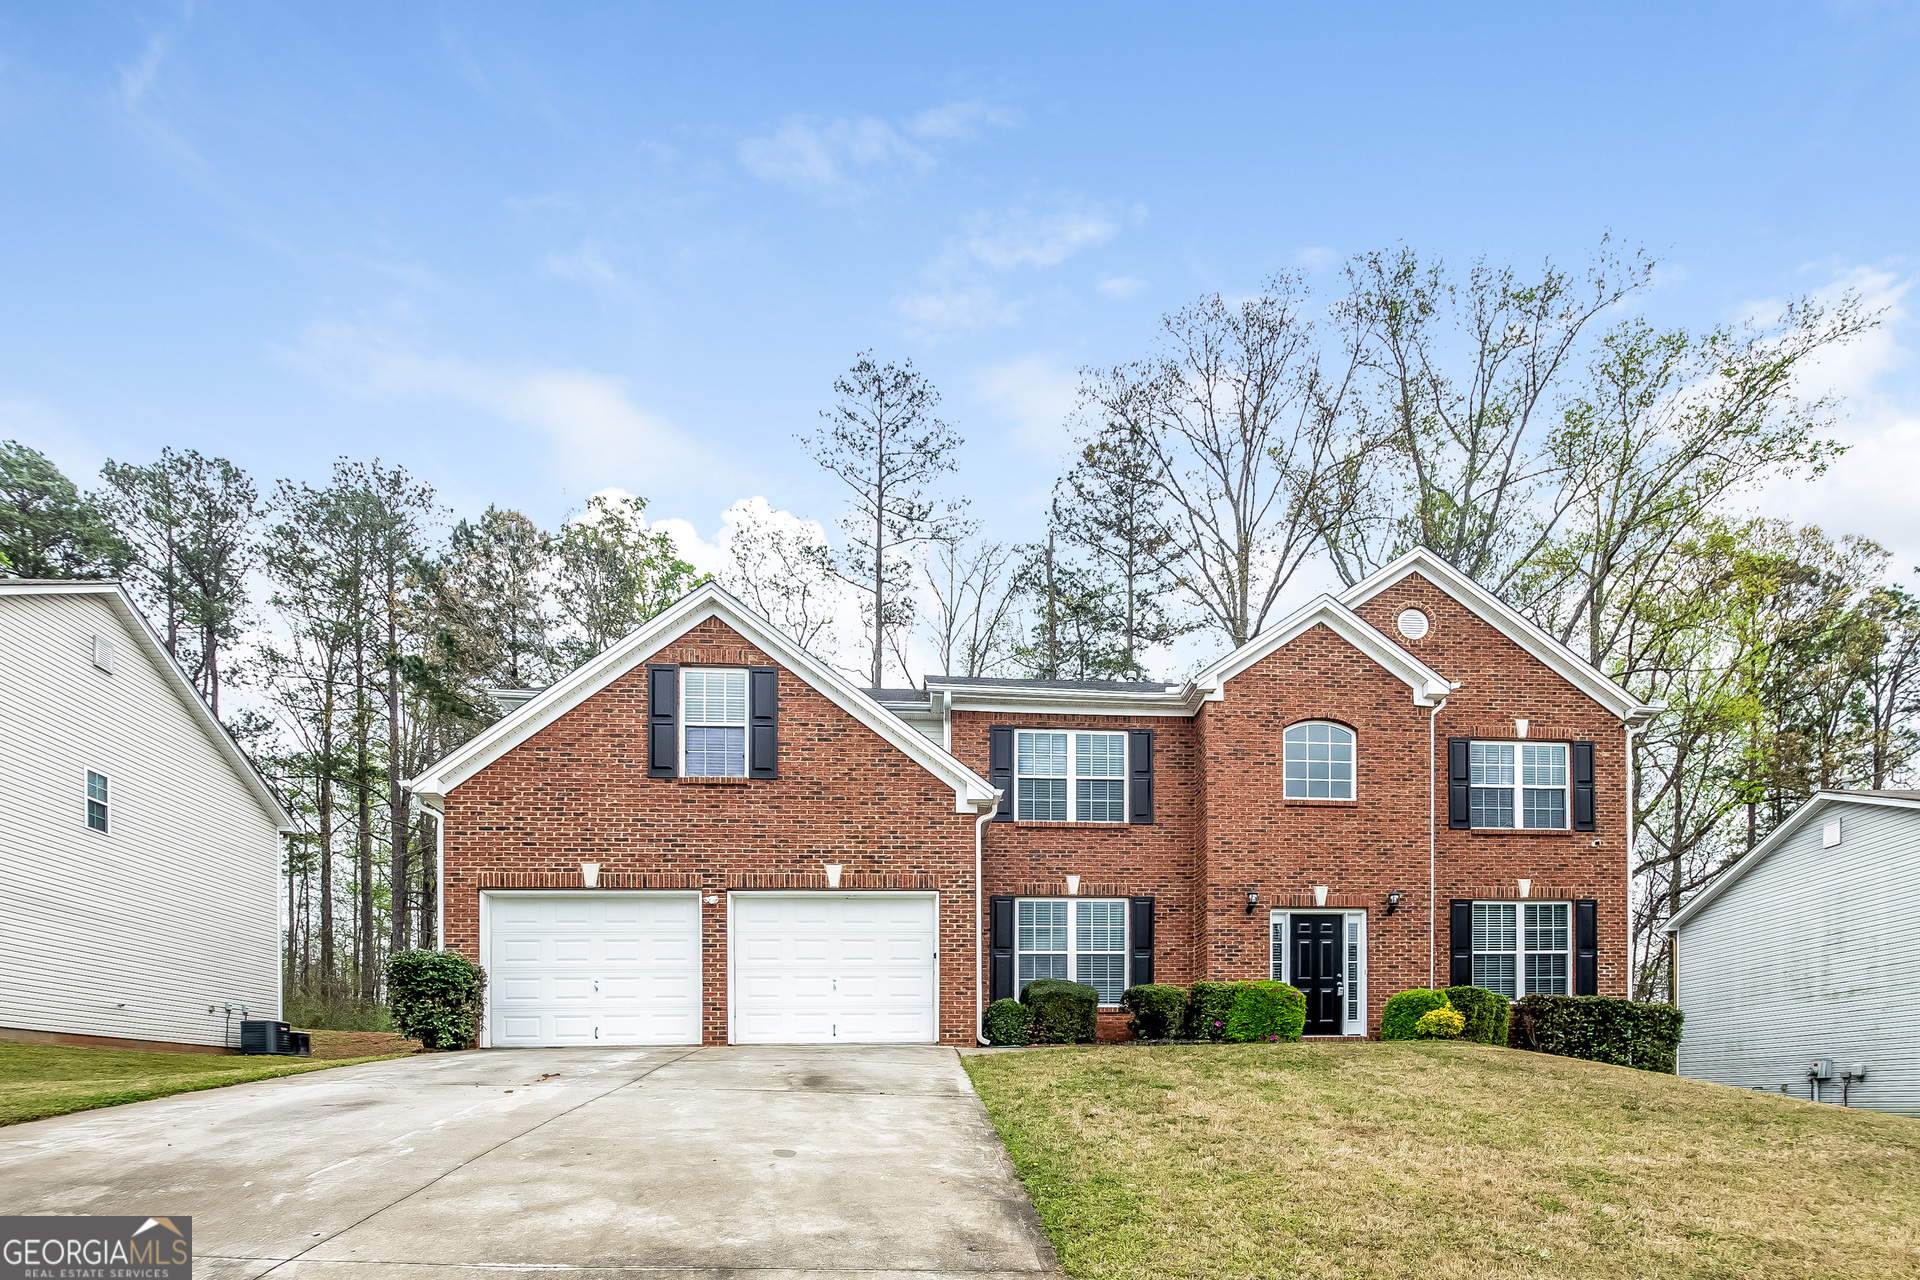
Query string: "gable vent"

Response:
xmin=1396 ymin=609 xmax=1430 ymax=641
xmin=91 ymin=634 xmax=115 ymax=673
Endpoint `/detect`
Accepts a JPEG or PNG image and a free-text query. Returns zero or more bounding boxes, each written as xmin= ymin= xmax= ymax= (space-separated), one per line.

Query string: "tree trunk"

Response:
xmin=318 ymin=755 xmax=335 ymax=992
xmin=387 ymin=605 xmax=411 ymax=958
xmin=356 ymin=631 xmax=377 ymax=1002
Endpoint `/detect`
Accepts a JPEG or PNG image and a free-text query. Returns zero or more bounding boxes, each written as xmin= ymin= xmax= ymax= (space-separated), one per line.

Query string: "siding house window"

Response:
xmin=1284 ymin=722 xmax=1354 ymax=799
xmin=86 ymin=770 xmax=109 ymax=832
xmin=1016 ymin=731 xmax=1128 ymax=821
xmin=1470 ymin=902 xmax=1570 ymax=996
xmin=1469 ymin=741 xmax=1567 ymax=829
xmin=682 ymin=669 xmax=747 ymax=776
xmin=1017 ymin=898 xmax=1129 ymax=1004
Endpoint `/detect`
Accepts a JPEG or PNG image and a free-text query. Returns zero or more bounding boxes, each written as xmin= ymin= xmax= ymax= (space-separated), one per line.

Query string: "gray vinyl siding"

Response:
xmin=1673 ymin=801 xmax=1918 ymax=1116
xmin=0 ymin=593 xmax=282 ymax=1047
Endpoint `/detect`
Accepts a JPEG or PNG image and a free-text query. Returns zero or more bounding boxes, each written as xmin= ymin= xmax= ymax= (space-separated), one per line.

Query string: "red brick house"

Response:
xmin=406 ymin=548 xmax=1658 ymax=1047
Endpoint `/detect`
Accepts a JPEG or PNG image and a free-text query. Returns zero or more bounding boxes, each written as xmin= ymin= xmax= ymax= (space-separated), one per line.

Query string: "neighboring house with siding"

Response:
xmin=0 ymin=580 xmax=293 ymax=1052
xmin=1667 ymin=790 xmax=1918 ymax=1116
xmin=408 ymin=547 xmax=1659 ymax=1048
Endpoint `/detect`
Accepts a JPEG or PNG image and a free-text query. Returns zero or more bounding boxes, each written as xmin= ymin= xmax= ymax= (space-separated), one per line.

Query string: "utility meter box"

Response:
xmin=1809 ymin=1059 xmax=1835 ymax=1080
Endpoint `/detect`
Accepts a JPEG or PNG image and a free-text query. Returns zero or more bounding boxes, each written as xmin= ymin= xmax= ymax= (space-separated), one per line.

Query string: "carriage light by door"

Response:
xmin=1245 ymin=890 xmax=1259 ymax=914
xmin=1386 ymin=890 xmax=1402 ymax=914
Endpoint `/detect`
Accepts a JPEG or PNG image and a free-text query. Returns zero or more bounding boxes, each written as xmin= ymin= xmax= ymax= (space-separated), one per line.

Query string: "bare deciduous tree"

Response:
xmin=922 ymin=536 xmax=1022 ymax=678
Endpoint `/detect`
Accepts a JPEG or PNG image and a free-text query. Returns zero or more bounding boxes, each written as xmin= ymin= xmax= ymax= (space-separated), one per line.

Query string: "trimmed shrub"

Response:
xmin=1511 ymin=995 xmax=1684 ymax=1073
xmin=983 ymin=998 xmax=1034 ymax=1046
xmin=1122 ymin=984 xmax=1188 ymax=1040
xmin=1021 ymin=978 xmax=1099 ymax=1044
xmin=386 ymin=949 xmax=486 ymax=1049
xmin=1223 ymin=981 xmax=1307 ymax=1043
xmin=1441 ymin=985 xmax=1511 ymax=1046
xmin=1415 ymin=1007 xmax=1466 ymax=1039
xmin=1381 ymin=988 xmax=1450 ymax=1041
xmin=1184 ymin=981 xmax=1238 ymax=1041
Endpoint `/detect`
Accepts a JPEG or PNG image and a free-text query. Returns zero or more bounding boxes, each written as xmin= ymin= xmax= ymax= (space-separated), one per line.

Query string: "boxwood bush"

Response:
xmin=386 ymin=949 xmax=486 ymax=1049
xmin=1440 ymin=985 xmax=1511 ymax=1046
xmin=1184 ymin=981 xmax=1238 ymax=1041
xmin=1381 ymin=988 xmax=1450 ymax=1041
xmin=1121 ymin=984 xmax=1188 ymax=1040
xmin=1021 ymin=978 xmax=1099 ymax=1044
xmin=983 ymin=998 xmax=1033 ymax=1046
xmin=1223 ymin=980 xmax=1306 ymax=1043
xmin=1511 ymin=995 xmax=1683 ymax=1073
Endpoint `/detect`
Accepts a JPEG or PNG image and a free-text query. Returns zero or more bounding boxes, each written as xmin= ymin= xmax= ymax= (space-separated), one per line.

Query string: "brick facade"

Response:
xmin=436 ymin=567 xmax=1636 ymax=1046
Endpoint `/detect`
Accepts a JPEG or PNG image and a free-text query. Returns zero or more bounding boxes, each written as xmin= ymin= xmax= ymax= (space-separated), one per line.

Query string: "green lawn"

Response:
xmin=0 ymin=1040 xmax=405 ymax=1126
xmin=964 ymin=1041 xmax=1920 ymax=1280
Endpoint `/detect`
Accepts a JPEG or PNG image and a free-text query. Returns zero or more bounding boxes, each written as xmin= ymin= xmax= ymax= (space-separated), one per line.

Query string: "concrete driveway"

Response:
xmin=0 ymin=1045 xmax=1059 ymax=1280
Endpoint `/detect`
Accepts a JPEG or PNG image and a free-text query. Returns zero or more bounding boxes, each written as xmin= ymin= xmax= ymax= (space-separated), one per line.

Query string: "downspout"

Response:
xmin=975 ymin=799 xmax=997 ymax=1044
xmin=422 ymin=804 xmax=446 ymax=952
xmin=1428 ymin=693 xmax=1451 ymax=989
xmin=1623 ymin=718 xmax=1642 ymax=999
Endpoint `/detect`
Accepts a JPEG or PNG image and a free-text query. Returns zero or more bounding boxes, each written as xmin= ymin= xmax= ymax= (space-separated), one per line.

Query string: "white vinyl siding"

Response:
xmin=1672 ymin=800 xmax=1920 ymax=1117
xmin=1018 ymin=897 xmax=1128 ymax=1004
xmin=1469 ymin=741 xmax=1568 ymax=829
xmin=1016 ymin=731 xmax=1128 ymax=822
xmin=1284 ymin=722 xmax=1354 ymax=799
xmin=682 ymin=668 xmax=748 ymax=776
xmin=0 ymin=593 xmax=283 ymax=1047
xmin=1471 ymin=901 xmax=1571 ymax=997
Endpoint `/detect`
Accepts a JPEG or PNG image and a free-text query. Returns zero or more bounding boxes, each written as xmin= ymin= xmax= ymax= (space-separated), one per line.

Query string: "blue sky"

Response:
xmin=4 ymin=3 xmax=1918 ymax=601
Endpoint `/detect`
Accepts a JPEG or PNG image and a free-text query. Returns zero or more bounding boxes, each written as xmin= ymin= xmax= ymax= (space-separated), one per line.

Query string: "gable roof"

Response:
xmin=1190 ymin=593 xmax=1456 ymax=704
xmin=1666 ymin=790 xmax=1920 ymax=933
xmin=1338 ymin=548 xmax=1662 ymax=725
xmin=0 ymin=579 xmax=294 ymax=832
xmin=405 ymin=582 xmax=999 ymax=814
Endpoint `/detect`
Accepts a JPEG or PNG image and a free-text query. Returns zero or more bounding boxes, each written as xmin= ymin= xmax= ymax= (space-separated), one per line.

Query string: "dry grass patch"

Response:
xmin=0 ymin=1040 xmax=407 ymax=1126
xmin=964 ymin=1040 xmax=1919 ymax=1280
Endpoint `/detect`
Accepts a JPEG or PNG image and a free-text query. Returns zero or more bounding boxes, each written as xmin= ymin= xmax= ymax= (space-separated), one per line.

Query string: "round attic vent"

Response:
xmin=1397 ymin=608 xmax=1430 ymax=640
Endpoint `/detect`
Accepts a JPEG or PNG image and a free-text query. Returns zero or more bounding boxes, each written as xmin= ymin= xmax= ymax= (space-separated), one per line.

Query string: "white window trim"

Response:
xmin=680 ymin=666 xmax=749 ymax=778
xmin=1468 ymin=899 xmax=1573 ymax=998
xmin=1282 ymin=720 xmax=1357 ymax=801
xmin=1014 ymin=896 xmax=1129 ymax=1006
xmin=1269 ymin=909 xmax=1368 ymax=1035
xmin=1013 ymin=730 xmax=1130 ymax=823
xmin=1468 ymin=739 xmax=1570 ymax=830
xmin=84 ymin=768 xmax=109 ymax=835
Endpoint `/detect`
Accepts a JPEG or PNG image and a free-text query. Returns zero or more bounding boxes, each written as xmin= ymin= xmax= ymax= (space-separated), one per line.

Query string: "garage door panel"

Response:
xmin=488 ymin=894 xmax=701 ymax=1047
xmin=731 ymin=894 xmax=936 ymax=1044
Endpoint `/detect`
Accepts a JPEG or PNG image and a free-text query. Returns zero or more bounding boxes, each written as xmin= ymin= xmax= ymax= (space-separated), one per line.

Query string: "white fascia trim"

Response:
xmin=0 ymin=580 xmax=296 ymax=831
xmin=1664 ymin=790 xmax=1920 ymax=934
xmin=1337 ymin=549 xmax=1662 ymax=725
xmin=926 ymin=684 xmax=1196 ymax=718
xmin=405 ymin=582 xmax=998 ymax=814
xmin=1190 ymin=594 xmax=1456 ymax=706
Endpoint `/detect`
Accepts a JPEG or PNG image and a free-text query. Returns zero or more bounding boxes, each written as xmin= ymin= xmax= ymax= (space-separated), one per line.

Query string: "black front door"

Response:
xmin=1291 ymin=914 xmax=1343 ymax=1035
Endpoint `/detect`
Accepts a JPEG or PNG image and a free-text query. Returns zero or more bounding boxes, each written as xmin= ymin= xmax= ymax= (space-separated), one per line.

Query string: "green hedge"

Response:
xmin=1021 ymin=978 xmax=1099 ymax=1044
xmin=1440 ymin=985 xmax=1511 ymax=1046
xmin=983 ymin=998 xmax=1033 ymax=1046
xmin=1223 ymin=981 xmax=1306 ymax=1043
xmin=1122 ymin=984 xmax=1188 ymax=1040
xmin=386 ymin=949 xmax=486 ymax=1049
xmin=1510 ymin=995 xmax=1683 ymax=1073
xmin=1381 ymin=988 xmax=1450 ymax=1041
xmin=1184 ymin=981 xmax=1238 ymax=1041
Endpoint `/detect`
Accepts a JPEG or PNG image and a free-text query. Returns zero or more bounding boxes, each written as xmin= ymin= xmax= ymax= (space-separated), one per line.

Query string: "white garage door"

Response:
xmin=731 ymin=894 xmax=938 ymax=1044
xmin=487 ymin=893 xmax=700 ymax=1047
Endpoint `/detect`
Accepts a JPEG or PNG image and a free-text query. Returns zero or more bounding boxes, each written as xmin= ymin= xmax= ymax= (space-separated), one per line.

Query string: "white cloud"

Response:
xmin=117 ymin=33 xmax=168 ymax=110
xmin=962 ymin=203 xmax=1119 ymax=269
xmin=975 ymin=353 xmax=1080 ymax=458
xmin=736 ymin=116 xmax=929 ymax=204
xmin=1097 ymin=276 xmax=1146 ymax=299
xmin=905 ymin=98 xmax=1022 ymax=141
xmin=896 ymin=285 xmax=1020 ymax=333
xmin=279 ymin=320 xmax=714 ymax=491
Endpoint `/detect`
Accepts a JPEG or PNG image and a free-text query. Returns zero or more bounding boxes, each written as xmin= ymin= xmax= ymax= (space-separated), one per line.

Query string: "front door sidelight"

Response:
xmin=1292 ymin=914 xmax=1344 ymax=1035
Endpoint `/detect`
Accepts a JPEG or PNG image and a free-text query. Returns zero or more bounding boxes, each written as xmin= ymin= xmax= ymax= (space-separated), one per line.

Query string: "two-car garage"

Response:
xmin=484 ymin=892 xmax=939 ymax=1047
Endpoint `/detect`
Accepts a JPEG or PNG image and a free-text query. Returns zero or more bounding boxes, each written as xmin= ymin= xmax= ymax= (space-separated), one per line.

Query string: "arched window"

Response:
xmin=1284 ymin=722 xmax=1355 ymax=799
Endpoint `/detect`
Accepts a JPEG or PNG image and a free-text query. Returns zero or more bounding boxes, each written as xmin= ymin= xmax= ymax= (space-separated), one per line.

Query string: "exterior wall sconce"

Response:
xmin=1313 ymin=885 xmax=1329 ymax=907
xmin=824 ymin=863 xmax=843 ymax=888
xmin=1385 ymin=890 xmax=1402 ymax=914
xmin=580 ymin=862 xmax=600 ymax=888
xmin=1245 ymin=890 xmax=1259 ymax=914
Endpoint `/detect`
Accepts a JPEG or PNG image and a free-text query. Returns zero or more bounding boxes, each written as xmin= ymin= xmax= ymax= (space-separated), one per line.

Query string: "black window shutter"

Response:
xmin=990 ymin=895 xmax=1015 ymax=1000
xmin=1129 ymin=728 xmax=1154 ymax=824
xmin=748 ymin=665 xmax=779 ymax=779
xmin=1448 ymin=737 xmax=1471 ymax=829
xmin=647 ymin=664 xmax=679 ymax=778
xmin=989 ymin=725 xmax=1014 ymax=822
xmin=1129 ymin=896 xmax=1155 ymax=987
xmin=1571 ymin=740 xmax=1596 ymax=832
xmin=1575 ymin=898 xmax=1598 ymax=995
xmin=1449 ymin=898 xmax=1473 ymax=987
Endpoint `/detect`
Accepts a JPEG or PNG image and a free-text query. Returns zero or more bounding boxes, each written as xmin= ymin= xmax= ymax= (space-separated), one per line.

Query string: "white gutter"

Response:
xmin=1428 ymin=694 xmax=1449 ymax=988
xmin=974 ymin=799 xmax=998 ymax=1043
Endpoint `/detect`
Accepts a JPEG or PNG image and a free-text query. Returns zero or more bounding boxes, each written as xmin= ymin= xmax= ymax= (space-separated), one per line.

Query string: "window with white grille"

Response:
xmin=1015 ymin=731 xmax=1128 ymax=822
xmin=1471 ymin=901 xmax=1570 ymax=997
xmin=1469 ymin=741 xmax=1567 ymax=829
